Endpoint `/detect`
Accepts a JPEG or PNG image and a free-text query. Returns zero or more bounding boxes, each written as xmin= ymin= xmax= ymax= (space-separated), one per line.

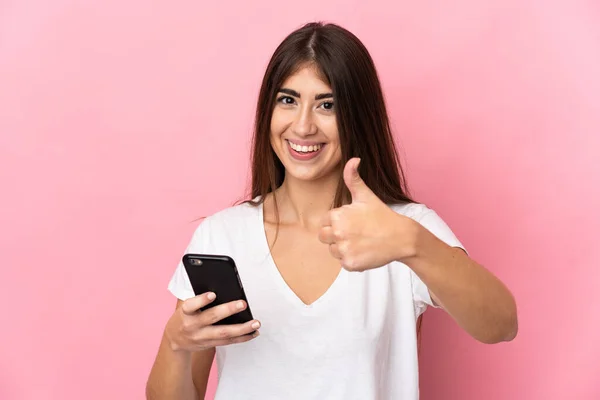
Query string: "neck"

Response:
xmin=266 ymin=170 xmax=341 ymax=229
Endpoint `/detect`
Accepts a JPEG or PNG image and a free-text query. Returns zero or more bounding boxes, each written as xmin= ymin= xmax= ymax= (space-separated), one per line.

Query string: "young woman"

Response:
xmin=146 ymin=22 xmax=517 ymax=400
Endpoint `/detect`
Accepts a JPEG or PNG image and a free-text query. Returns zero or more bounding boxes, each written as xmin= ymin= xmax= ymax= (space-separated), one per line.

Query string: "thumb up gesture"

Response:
xmin=318 ymin=158 xmax=419 ymax=271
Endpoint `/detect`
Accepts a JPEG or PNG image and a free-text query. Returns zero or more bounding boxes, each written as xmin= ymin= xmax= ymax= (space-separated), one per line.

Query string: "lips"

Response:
xmin=288 ymin=141 xmax=323 ymax=153
xmin=286 ymin=139 xmax=325 ymax=161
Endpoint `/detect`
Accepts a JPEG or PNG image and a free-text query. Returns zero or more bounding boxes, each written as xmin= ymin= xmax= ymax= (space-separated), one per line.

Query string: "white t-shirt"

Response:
xmin=168 ymin=201 xmax=465 ymax=400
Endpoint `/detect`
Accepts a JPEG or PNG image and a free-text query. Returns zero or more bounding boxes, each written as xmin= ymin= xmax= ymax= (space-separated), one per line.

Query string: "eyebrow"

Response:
xmin=278 ymin=88 xmax=333 ymax=100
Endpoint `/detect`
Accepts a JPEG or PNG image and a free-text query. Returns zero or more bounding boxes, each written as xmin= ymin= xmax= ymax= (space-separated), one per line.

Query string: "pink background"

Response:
xmin=1 ymin=1 xmax=599 ymax=399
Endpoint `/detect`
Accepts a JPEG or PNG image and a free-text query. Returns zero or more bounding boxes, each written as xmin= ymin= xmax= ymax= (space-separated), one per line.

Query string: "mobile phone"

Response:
xmin=182 ymin=253 xmax=254 ymax=326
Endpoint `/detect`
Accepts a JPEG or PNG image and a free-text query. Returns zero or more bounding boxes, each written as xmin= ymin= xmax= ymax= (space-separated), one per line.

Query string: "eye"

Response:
xmin=320 ymin=101 xmax=335 ymax=111
xmin=276 ymin=96 xmax=296 ymax=105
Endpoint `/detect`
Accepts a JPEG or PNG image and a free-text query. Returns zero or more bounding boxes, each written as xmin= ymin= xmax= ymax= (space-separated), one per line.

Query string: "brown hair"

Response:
xmin=245 ymin=21 xmax=422 ymax=342
xmin=247 ymin=21 xmax=414 ymax=209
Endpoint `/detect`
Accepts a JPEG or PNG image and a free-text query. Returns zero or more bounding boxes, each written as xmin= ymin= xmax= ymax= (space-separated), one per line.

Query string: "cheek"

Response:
xmin=270 ymin=109 xmax=286 ymax=133
xmin=269 ymin=133 xmax=279 ymax=156
xmin=330 ymin=135 xmax=342 ymax=162
xmin=269 ymin=129 xmax=283 ymax=155
xmin=269 ymin=122 xmax=276 ymax=142
xmin=331 ymin=132 xmax=340 ymax=146
xmin=269 ymin=113 xmax=280 ymax=147
xmin=329 ymin=129 xmax=341 ymax=152
xmin=323 ymin=118 xmax=340 ymax=143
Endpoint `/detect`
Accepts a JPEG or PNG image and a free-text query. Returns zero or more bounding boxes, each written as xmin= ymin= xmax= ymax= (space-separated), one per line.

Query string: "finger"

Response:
xmin=198 ymin=299 xmax=248 ymax=326
xmin=198 ymin=319 xmax=261 ymax=342
xmin=318 ymin=226 xmax=336 ymax=244
xmin=204 ymin=330 xmax=260 ymax=348
xmin=343 ymin=158 xmax=374 ymax=203
xmin=329 ymin=243 xmax=342 ymax=259
xmin=322 ymin=208 xmax=344 ymax=227
xmin=181 ymin=292 xmax=217 ymax=315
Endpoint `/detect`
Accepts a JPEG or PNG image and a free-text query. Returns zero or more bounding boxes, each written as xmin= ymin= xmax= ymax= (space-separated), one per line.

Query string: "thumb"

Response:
xmin=343 ymin=158 xmax=372 ymax=202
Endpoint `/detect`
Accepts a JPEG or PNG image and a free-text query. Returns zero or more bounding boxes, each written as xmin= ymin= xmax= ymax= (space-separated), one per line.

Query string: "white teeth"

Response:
xmin=288 ymin=141 xmax=322 ymax=153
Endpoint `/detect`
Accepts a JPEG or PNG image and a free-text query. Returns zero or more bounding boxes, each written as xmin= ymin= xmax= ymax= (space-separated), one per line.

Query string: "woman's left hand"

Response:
xmin=318 ymin=158 xmax=421 ymax=271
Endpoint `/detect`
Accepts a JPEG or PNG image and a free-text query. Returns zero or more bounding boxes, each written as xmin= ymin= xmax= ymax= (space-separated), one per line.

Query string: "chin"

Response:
xmin=281 ymin=160 xmax=341 ymax=183
xmin=283 ymin=165 xmax=324 ymax=182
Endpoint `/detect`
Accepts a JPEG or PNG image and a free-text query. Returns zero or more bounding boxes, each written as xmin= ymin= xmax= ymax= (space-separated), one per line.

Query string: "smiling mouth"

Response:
xmin=286 ymin=140 xmax=325 ymax=153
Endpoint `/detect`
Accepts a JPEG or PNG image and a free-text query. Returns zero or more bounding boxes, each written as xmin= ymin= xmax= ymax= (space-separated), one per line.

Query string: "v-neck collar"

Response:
xmin=256 ymin=200 xmax=347 ymax=310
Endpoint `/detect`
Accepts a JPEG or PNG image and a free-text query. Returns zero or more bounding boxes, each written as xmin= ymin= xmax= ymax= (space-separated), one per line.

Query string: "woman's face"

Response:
xmin=270 ymin=65 xmax=342 ymax=183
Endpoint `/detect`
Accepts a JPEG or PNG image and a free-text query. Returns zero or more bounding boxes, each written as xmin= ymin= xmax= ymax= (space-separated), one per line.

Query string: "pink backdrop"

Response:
xmin=1 ymin=1 xmax=599 ymax=399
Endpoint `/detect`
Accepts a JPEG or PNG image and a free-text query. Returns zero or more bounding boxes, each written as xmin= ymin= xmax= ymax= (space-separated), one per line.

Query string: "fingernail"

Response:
xmin=207 ymin=292 xmax=216 ymax=300
xmin=237 ymin=301 xmax=245 ymax=310
xmin=253 ymin=331 xmax=260 ymax=337
xmin=252 ymin=321 xmax=261 ymax=329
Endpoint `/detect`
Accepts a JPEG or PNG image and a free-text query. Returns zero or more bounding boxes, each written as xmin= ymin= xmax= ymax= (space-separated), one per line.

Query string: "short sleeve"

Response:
xmin=167 ymin=217 xmax=212 ymax=301
xmin=408 ymin=206 xmax=467 ymax=312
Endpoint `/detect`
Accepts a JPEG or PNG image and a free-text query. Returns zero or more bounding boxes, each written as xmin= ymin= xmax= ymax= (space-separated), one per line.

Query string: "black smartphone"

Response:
xmin=182 ymin=253 xmax=254 ymax=326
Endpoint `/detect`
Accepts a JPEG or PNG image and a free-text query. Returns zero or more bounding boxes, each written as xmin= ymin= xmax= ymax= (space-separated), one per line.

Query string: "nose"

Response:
xmin=291 ymin=106 xmax=318 ymax=137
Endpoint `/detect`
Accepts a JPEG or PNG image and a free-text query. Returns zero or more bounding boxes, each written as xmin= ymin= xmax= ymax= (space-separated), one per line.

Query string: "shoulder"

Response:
xmin=169 ymin=201 xmax=261 ymax=300
xmin=207 ymin=200 xmax=259 ymax=223
xmin=192 ymin=200 xmax=260 ymax=236
xmin=388 ymin=202 xmax=433 ymax=221
xmin=183 ymin=200 xmax=261 ymax=251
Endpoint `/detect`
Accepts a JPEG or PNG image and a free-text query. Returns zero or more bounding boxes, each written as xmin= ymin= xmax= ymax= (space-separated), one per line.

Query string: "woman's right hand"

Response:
xmin=164 ymin=292 xmax=261 ymax=352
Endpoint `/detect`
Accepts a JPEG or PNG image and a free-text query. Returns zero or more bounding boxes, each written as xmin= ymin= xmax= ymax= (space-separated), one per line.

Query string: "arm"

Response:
xmin=319 ymin=158 xmax=518 ymax=344
xmin=146 ymin=300 xmax=215 ymax=400
xmin=400 ymin=222 xmax=518 ymax=344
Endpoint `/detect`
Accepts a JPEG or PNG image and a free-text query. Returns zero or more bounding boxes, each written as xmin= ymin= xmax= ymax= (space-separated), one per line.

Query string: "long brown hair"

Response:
xmin=247 ymin=22 xmax=414 ymax=208
xmin=245 ymin=21 xmax=422 ymax=342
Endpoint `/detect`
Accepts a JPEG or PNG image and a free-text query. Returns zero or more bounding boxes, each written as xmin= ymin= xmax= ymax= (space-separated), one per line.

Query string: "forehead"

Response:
xmin=281 ymin=64 xmax=331 ymax=92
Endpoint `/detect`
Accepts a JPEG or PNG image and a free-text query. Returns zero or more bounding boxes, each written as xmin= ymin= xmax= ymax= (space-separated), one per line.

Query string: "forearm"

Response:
xmin=146 ymin=333 xmax=199 ymax=400
xmin=402 ymin=226 xmax=518 ymax=344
